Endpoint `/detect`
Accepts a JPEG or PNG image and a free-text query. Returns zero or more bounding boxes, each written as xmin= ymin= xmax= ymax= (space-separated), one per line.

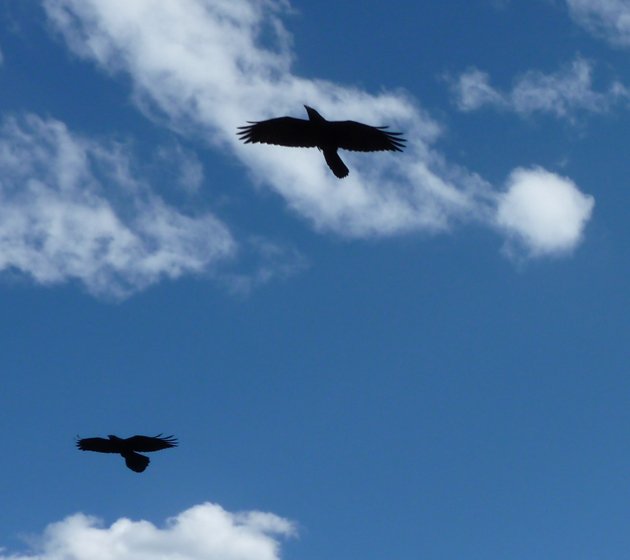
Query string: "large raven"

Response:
xmin=237 ymin=106 xmax=406 ymax=178
xmin=76 ymin=434 xmax=178 ymax=473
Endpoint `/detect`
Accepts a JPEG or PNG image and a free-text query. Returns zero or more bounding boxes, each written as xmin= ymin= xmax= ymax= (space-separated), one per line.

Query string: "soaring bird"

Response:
xmin=237 ymin=106 xmax=406 ymax=178
xmin=76 ymin=434 xmax=178 ymax=473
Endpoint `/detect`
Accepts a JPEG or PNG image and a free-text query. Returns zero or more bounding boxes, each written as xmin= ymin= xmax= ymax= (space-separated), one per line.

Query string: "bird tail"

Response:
xmin=323 ymin=149 xmax=349 ymax=179
xmin=123 ymin=451 xmax=150 ymax=473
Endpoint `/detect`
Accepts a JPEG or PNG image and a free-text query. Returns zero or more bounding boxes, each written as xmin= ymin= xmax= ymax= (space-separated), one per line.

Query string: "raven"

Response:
xmin=76 ymin=434 xmax=178 ymax=473
xmin=237 ymin=106 xmax=406 ymax=178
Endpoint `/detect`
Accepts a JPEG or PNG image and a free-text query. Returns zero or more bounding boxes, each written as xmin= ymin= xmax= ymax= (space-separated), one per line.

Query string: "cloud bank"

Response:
xmin=451 ymin=58 xmax=627 ymax=118
xmin=1 ymin=502 xmax=295 ymax=560
xmin=0 ymin=113 xmax=235 ymax=298
xmin=497 ymin=167 xmax=595 ymax=258
xmin=37 ymin=0 xmax=593 ymax=264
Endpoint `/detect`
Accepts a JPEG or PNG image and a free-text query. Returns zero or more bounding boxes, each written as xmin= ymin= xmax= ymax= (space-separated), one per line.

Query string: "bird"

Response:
xmin=76 ymin=434 xmax=178 ymax=473
xmin=237 ymin=105 xmax=406 ymax=178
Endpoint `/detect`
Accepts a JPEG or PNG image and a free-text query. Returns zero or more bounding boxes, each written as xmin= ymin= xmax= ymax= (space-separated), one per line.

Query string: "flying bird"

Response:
xmin=237 ymin=106 xmax=406 ymax=178
xmin=76 ymin=434 xmax=178 ymax=473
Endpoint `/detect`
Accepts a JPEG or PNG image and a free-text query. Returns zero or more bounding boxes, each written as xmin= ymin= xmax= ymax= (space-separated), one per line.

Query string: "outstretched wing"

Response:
xmin=331 ymin=121 xmax=406 ymax=152
xmin=76 ymin=437 xmax=119 ymax=453
xmin=126 ymin=434 xmax=178 ymax=452
xmin=238 ymin=117 xmax=317 ymax=148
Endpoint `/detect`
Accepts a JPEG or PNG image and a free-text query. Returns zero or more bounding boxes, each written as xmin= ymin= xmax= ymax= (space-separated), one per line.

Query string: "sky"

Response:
xmin=0 ymin=0 xmax=629 ymax=558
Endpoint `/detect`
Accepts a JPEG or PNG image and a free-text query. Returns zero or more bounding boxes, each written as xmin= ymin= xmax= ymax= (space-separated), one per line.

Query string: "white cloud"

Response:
xmin=567 ymin=0 xmax=630 ymax=47
xmin=42 ymin=0 xmax=491 ymax=239
xmin=497 ymin=167 xmax=595 ymax=257
xmin=451 ymin=58 xmax=627 ymax=118
xmin=41 ymin=0 xmax=595 ymax=258
xmin=1 ymin=502 xmax=296 ymax=560
xmin=155 ymin=144 xmax=205 ymax=193
xmin=0 ymin=113 xmax=235 ymax=298
xmin=450 ymin=68 xmax=507 ymax=112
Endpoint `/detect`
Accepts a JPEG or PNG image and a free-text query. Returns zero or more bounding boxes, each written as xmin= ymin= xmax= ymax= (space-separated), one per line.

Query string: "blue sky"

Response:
xmin=1 ymin=0 xmax=629 ymax=558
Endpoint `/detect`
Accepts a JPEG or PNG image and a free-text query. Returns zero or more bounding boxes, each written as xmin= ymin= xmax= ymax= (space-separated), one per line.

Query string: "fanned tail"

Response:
xmin=123 ymin=451 xmax=150 ymax=473
xmin=323 ymin=149 xmax=349 ymax=179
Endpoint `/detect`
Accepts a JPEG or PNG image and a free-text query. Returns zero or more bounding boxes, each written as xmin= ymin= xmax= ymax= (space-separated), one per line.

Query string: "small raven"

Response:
xmin=238 ymin=106 xmax=406 ymax=178
xmin=76 ymin=434 xmax=178 ymax=473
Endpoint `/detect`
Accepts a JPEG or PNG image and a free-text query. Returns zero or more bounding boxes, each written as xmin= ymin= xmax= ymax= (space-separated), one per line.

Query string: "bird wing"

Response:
xmin=331 ymin=121 xmax=406 ymax=152
xmin=237 ymin=117 xmax=318 ymax=148
xmin=76 ymin=437 xmax=119 ymax=453
xmin=126 ymin=434 xmax=178 ymax=452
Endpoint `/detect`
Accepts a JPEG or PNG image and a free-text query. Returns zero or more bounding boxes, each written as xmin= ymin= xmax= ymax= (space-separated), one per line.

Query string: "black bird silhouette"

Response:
xmin=76 ymin=434 xmax=178 ymax=473
xmin=237 ymin=106 xmax=406 ymax=178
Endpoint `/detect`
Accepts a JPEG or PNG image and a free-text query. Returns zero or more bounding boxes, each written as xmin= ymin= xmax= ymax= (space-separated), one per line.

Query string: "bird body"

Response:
xmin=238 ymin=106 xmax=406 ymax=178
xmin=76 ymin=434 xmax=178 ymax=473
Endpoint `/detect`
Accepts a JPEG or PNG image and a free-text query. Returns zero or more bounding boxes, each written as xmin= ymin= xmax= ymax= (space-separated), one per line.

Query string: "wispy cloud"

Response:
xmin=154 ymin=143 xmax=206 ymax=194
xmin=43 ymin=0 xmax=474 ymax=238
xmin=1 ymin=502 xmax=296 ymax=560
xmin=450 ymin=58 xmax=627 ymax=119
xmin=41 ymin=0 xmax=594 ymax=258
xmin=497 ymin=167 xmax=595 ymax=258
xmin=567 ymin=0 xmax=630 ymax=47
xmin=449 ymin=68 xmax=506 ymax=112
xmin=221 ymin=236 xmax=309 ymax=296
xmin=0 ymin=114 xmax=235 ymax=299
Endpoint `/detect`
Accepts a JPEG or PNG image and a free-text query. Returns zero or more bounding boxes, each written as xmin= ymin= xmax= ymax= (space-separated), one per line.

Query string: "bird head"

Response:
xmin=304 ymin=105 xmax=325 ymax=122
xmin=108 ymin=435 xmax=122 ymax=442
